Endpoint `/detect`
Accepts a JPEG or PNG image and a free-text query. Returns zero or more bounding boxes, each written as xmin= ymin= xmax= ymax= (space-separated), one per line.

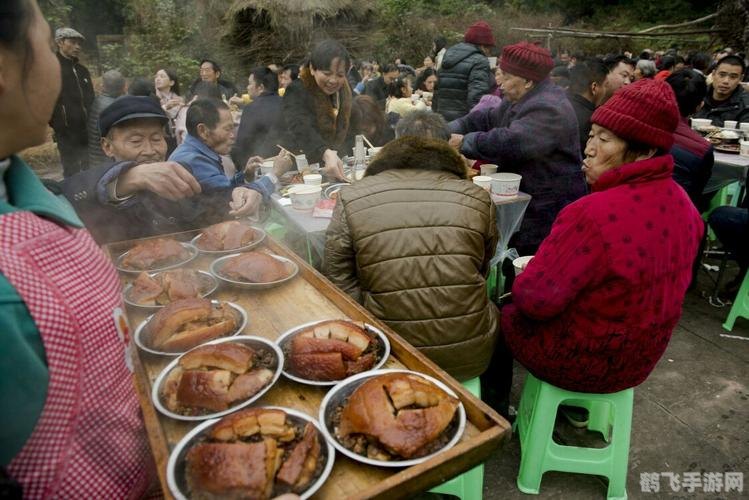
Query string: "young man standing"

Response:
xmin=694 ymin=55 xmax=749 ymax=126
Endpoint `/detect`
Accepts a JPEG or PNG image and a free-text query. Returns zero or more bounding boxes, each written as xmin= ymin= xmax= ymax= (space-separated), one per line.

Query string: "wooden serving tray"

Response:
xmin=105 ymin=230 xmax=511 ymax=499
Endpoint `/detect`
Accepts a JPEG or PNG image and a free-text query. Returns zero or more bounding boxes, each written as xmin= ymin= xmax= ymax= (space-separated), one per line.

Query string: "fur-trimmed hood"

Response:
xmin=365 ymin=136 xmax=468 ymax=178
xmin=299 ymin=66 xmax=352 ymax=148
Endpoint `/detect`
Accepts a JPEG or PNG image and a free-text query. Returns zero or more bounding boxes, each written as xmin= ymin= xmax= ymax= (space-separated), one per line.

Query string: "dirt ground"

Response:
xmin=19 ymin=129 xmax=63 ymax=181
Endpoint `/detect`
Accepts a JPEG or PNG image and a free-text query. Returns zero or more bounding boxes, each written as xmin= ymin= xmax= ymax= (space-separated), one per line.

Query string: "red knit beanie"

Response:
xmin=464 ymin=21 xmax=495 ymax=47
xmin=591 ymin=78 xmax=679 ymax=151
xmin=499 ymin=42 xmax=554 ymax=82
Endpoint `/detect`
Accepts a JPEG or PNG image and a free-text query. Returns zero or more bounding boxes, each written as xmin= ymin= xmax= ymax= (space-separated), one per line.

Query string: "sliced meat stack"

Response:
xmin=145 ymin=298 xmax=238 ymax=353
xmin=288 ymin=320 xmax=377 ymax=381
xmin=198 ymin=221 xmax=257 ymax=251
xmin=220 ymin=252 xmax=290 ymax=283
xmin=121 ymin=238 xmax=189 ymax=270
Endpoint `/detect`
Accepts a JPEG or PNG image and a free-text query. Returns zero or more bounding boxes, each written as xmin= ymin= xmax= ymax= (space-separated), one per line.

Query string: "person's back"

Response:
xmin=325 ymin=137 xmax=498 ymax=380
xmin=433 ymin=21 xmax=494 ymax=121
xmin=666 ymin=69 xmax=714 ymax=211
xmin=434 ymin=42 xmax=491 ymax=121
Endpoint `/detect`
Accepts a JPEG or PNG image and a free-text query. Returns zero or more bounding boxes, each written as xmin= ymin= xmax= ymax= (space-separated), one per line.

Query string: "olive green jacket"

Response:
xmin=324 ymin=139 xmax=499 ymax=380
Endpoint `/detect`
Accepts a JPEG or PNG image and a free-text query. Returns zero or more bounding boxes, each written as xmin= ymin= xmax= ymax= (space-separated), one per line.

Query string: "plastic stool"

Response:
xmin=703 ymin=182 xmax=741 ymax=241
xmin=723 ymin=269 xmax=749 ymax=331
xmin=429 ymin=377 xmax=484 ymax=499
xmin=515 ymin=373 xmax=633 ymax=500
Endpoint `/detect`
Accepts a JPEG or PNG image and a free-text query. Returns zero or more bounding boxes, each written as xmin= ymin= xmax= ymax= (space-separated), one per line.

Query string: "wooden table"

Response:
xmin=107 ymin=232 xmax=511 ymax=499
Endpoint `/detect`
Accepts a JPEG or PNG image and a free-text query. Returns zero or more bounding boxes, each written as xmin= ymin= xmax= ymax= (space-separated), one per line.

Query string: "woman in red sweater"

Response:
xmin=501 ymin=78 xmax=704 ymax=394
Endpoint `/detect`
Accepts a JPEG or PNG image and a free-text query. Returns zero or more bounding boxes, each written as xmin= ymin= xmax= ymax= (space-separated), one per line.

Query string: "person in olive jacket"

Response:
xmin=433 ymin=21 xmax=494 ymax=121
xmin=324 ymin=112 xmax=499 ymax=381
xmin=50 ymin=28 xmax=94 ymax=177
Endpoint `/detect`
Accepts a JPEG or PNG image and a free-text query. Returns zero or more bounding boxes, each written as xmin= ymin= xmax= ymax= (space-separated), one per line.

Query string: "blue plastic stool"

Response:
xmin=515 ymin=373 xmax=633 ymax=500
xmin=429 ymin=377 xmax=484 ymax=499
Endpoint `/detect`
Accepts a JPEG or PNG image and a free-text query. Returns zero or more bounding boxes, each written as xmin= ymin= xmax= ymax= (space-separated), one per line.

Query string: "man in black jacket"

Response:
xmin=364 ymin=64 xmax=399 ymax=109
xmin=566 ymin=58 xmax=607 ymax=155
xmin=694 ymin=55 xmax=749 ymax=126
xmin=433 ymin=21 xmax=494 ymax=121
xmin=231 ymin=67 xmax=283 ymax=169
xmin=50 ymin=28 xmax=94 ymax=178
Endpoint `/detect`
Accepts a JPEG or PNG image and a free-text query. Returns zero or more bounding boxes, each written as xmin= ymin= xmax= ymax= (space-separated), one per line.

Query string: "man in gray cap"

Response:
xmin=50 ymin=27 xmax=94 ymax=177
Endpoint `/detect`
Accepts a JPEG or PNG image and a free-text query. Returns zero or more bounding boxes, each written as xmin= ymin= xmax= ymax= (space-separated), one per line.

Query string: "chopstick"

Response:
xmin=276 ymin=144 xmax=294 ymax=156
xmin=361 ymin=135 xmax=375 ymax=149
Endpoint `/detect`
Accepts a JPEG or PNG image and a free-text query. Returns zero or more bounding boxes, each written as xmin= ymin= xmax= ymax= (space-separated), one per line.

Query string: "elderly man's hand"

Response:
xmin=118 ymin=161 xmax=201 ymax=201
xmin=244 ymin=155 xmax=264 ymax=180
xmin=272 ymin=151 xmax=294 ymax=177
xmin=229 ymin=187 xmax=262 ymax=217
xmin=449 ymin=133 xmax=464 ymax=150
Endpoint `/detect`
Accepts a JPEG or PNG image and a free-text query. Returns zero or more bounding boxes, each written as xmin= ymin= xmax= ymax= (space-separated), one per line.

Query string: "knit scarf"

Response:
xmin=299 ymin=66 xmax=352 ymax=149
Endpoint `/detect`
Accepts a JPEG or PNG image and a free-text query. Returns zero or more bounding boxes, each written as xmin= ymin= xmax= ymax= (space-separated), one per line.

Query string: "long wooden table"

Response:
xmin=106 ymin=231 xmax=511 ymax=499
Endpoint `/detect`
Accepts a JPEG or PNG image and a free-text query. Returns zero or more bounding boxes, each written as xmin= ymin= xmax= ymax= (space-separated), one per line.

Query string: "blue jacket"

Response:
xmin=450 ymin=78 xmax=587 ymax=252
xmin=169 ymin=133 xmax=274 ymax=199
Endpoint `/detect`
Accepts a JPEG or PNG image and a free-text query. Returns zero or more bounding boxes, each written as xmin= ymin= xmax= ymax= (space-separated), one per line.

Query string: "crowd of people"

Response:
xmin=1 ymin=0 xmax=748 ymax=496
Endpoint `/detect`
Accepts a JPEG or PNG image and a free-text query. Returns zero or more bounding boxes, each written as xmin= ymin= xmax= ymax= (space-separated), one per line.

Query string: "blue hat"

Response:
xmin=98 ymin=96 xmax=168 ymax=137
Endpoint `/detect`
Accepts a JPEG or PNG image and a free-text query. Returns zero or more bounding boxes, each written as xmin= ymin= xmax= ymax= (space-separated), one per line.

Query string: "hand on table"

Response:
xmin=322 ymin=149 xmax=346 ymax=182
xmin=118 ymin=162 xmax=201 ymax=201
xmin=229 ymin=187 xmax=262 ymax=217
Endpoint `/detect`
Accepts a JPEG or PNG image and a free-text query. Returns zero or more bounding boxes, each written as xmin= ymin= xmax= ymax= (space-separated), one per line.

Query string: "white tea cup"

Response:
xmin=724 ymin=120 xmax=738 ymax=129
xmin=303 ymin=174 xmax=322 ymax=185
xmin=472 ymin=175 xmax=492 ymax=191
xmin=480 ymin=164 xmax=499 ymax=176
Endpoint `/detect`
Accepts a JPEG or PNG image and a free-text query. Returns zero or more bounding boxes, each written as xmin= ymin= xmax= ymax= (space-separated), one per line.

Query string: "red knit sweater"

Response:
xmin=501 ymin=154 xmax=703 ymax=393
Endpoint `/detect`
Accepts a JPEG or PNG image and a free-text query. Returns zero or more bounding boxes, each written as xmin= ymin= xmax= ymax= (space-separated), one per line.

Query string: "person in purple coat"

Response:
xmin=449 ymin=42 xmax=586 ymax=255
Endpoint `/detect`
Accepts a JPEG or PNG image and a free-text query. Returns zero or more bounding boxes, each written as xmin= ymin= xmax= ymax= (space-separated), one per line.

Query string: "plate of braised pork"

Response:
xmin=152 ymin=336 xmax=283 ymax=421
xmin=167 ymin=406 xmax=335 ymax=500
xmin=116 ymin=238 xmax=198 ymax=273
xmin=319 ymin=369 xmax=465 ymax=467
xmin=191 ymin=221 xmax=266 ymax=255
xmin=276 ymin=319 xmax=390 ymax=386
xmin=134 ymin=298 xmax=247 ymax=356
xmin=123 ymin=269 xmax=218 ymax=308
xmin=210 ymin=251 xmax=299 ymax=289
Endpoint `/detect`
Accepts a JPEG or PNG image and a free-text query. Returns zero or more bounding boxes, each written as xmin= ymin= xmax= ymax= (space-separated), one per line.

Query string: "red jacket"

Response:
xmin=501 ymin=154 xmax=703 ymax=393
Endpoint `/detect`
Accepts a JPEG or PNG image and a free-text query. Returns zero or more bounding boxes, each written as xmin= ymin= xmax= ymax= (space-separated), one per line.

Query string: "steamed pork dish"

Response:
xmin=129 ymin=269 xmax=210 ymax=306
xmin=287 ymin=320 xmax=380 ymax=381
xmin=334 ymin=372 xmax=459 ymax=461
xmin=219 ymin=252 xmax=290 ymax=283
xmin=186 ymin=408 xmax=323 ymax=499
xmin=121 ymin=238 xmax=190 ymax=270
xmin=161 ymin=343 xmax=275 ymax=415
xmin=198 ymin=221 xmax=258 ymax=251
xmin=144 ymin=298 xmax=239 ymax=353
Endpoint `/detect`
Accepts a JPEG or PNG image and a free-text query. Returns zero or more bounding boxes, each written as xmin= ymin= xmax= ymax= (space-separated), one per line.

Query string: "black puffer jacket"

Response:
xmin=433 ymin=43 xmax=491 ymax=121
xmin=694 ymin=85 xmax=749 ymax=126
xmin=50 ymin=52 xmax=94 ymax=142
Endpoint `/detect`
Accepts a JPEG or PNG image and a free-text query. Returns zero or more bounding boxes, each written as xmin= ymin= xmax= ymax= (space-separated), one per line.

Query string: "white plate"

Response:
xmin=134 ymin=300 xmax=248 ymax=356
xmin=190 ymin=227 xmax=266 ymax=255
xmin=319 ymin=369 xmax=466 ymax=468
xmin=122 ymin=270 xmax=218 ymax=309
xmin=166 ymin=406 xmax=335 ymax=500
xmin=115 ymin=242 xmax=198 ymax=274
xmin=276 ymin=320 xmax=390 ymax=386
xmin=210 ymin=253 xmax=299 ymax=290
xmin=151 ymin=336 xmax=284 ymax=421
xmin=323 ymin=183 xmax=349 ymax=200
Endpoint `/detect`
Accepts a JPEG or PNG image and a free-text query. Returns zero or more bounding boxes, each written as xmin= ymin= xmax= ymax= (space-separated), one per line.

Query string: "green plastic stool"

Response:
xmin=515 ymin=373 xmax=633 ymax=500
xmin=429 ymin=377 xmax=484 ymax=499
xmin=723 ymin=269 xmax=749 ymax=331
xmin=702 ymin=182 xmax=741 ymax=242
